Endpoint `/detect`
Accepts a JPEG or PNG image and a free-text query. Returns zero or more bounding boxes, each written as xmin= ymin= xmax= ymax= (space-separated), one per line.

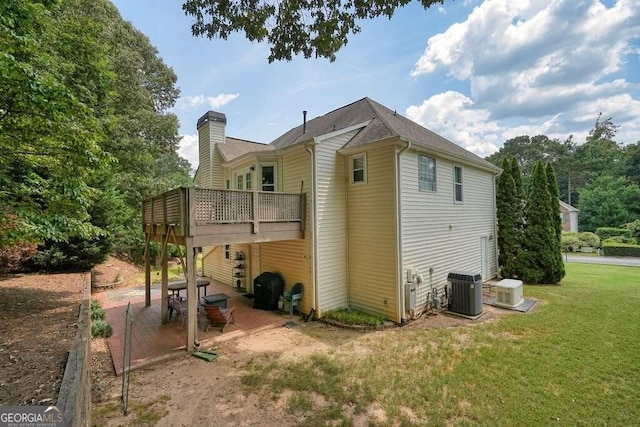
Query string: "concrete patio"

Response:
xmin=94 ymin=280 xmax=292 ymax=376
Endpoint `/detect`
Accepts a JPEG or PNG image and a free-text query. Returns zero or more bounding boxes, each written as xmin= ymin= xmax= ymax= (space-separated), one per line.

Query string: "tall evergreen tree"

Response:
xmin=509 ymin=158 xmax=525 ymax=263
xmin=496 ymin=159 xmax=519 ymax=277
xmin=522 ymin=161 xmax=556 ymax=283
xmin=545 ymin=163 xmax=565 ymax=283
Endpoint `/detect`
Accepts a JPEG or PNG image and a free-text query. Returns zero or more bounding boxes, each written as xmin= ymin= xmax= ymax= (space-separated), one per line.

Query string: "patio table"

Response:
xmin=166 ymin=278 xmax=211 ymax=300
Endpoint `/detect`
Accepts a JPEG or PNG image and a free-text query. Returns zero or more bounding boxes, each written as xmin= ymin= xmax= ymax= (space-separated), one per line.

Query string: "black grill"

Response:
xmin=253 ymin=272 xmax=284 ymax=310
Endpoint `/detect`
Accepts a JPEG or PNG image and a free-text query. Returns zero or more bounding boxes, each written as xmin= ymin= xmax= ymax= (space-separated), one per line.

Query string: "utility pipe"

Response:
xmin=396 ymin=140 xmax=412 ymax=323
xmin=304 ymin=143 xmax=318 ymax=316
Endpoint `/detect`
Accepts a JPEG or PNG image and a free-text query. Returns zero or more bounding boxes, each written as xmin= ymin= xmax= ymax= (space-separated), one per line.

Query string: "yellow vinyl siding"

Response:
xmin=198 ymin=123 xmax=211 ymax=187
xmin=347 ymin=145 xmax=398 ymax=321
xmin=259 ymin=148 xmax=313 ymax=314
xmin=203 ymin=243 xmax=249 ymax=286
xmin=316 ymin=130 xmax=359 ymax=312
xmin=400 ymin=151 xmax=498 ymax=308
xmin=212 ymin=149 xmax=225 ymax=189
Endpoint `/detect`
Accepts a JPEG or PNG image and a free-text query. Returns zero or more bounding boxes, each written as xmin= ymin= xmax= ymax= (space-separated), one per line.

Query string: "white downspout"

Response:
xmin=493 ymin=172 xmax=501 ymax=278
xmin=396 ymin=141 xmax=411 ymax=323
xmin=304 ymin=143 xmax=318 ymax=315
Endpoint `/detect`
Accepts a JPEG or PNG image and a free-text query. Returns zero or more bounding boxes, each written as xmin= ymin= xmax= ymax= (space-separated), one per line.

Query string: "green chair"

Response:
xmin=283 ymin=283 xmax=303 ymax=318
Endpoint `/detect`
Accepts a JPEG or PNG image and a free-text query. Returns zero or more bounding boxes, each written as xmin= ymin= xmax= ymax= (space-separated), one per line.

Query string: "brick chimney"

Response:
xmin=196 ymin=111 xmax=226 ymax=188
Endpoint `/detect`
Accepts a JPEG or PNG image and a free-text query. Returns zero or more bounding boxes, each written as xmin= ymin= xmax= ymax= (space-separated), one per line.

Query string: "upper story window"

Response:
xmin=453 ymin=165 xmax=463 ymax=203
xmin=245 ymin=171 xmax=252 ymax=190
xmin=418 ymin=155 xmax=436 ymax=192
xmin=236 ymin=174 xmax=244 ymax=190
xmin=351 ymin=154 xmax=366 ymax=184
xmin=261 ymin=164 xmax=275 ymax=191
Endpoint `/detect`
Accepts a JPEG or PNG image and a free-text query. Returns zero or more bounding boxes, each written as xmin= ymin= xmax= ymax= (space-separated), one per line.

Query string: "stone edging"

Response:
xmin=57 ymin=273 xmax=92 ymax=427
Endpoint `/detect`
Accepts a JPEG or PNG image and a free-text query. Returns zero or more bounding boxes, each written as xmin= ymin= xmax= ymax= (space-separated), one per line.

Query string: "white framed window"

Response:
xmin=351 ymin=153 xmax=366 ymax=184
xmin=225 ymin=179 xmax=230 ymax=189
xmin=223 ymin=244 xmax=230 ymax=260
xmin=234 ymin=169 xmax=253 ymax=190
xmin=453 ymin=165 xmax=463 ymax=203
xmin=260 ymin=163 xmax=276 ymax=192
xmin=418 ymin=155 xmax=436 ymax=192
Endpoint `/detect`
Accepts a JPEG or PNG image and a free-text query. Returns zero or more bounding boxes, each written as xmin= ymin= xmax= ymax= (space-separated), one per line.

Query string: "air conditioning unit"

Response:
xmin=447 ymin=271 xmax=483 ymax=316
xmin=494 ymin=279 xmax=524 ymax=308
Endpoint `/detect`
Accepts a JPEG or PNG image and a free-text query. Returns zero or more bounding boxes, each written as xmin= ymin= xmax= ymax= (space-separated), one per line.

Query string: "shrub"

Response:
xmin=26 ymin=236 xmax=111 ymax=272
xmin=623 ymin=219 xmax=640 ymax=240
xmin=91 ymin=319 xmax=113 ymax=338
xmin=603 ymin=236 xmax=637 ymax=245
xmin=577 ymin=232 xmax=600 ymax=248
xmin=602 ymin=243 xmax=640 ymax=257
xmin=561 ymin=234 xmax=581 ymax=252
xmin=596 ymin=227 xmax=632 ymax=242
xmin=90 ymin=299 xmax=105 ymax=320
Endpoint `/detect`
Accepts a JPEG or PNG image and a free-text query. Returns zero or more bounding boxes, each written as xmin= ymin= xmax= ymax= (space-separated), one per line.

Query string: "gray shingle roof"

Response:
xmin=269 ymin=97 xmax=498 ymax=171
xmin=217 ymin=137 xmax=272 ymax=162
xmin=221 ymin=97 xmax=499 ymax=172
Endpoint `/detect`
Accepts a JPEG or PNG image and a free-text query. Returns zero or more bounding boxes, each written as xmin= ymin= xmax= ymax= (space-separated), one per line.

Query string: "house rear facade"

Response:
xmin=195 ymin=98 xmax=500 ymax=323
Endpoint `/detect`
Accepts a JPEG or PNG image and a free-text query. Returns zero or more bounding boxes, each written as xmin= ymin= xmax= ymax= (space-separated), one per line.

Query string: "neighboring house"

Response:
xmin=559 ymin=200 xmax=579 ymax=232
xmin=191 ymin=97 xmax=501 ymax=323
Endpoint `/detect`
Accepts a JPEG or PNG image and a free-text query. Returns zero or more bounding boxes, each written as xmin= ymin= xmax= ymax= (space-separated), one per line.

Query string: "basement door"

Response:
xmin=249 ymin=243 xmax=261 ymax=292
xmin=480 ymin=236 xmax=489 ymax=280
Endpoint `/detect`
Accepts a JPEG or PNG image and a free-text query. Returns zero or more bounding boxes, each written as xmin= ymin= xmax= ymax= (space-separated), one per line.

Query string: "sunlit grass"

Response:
xmin=123 ymin=254 xmax=204 ymax=286
xmin=241 ymin=264 xmax=640 ymax=425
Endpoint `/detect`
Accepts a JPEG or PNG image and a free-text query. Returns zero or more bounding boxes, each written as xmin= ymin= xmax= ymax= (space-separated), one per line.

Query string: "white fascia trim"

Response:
xmin=398 ymin=137 xmax=501 ymax=175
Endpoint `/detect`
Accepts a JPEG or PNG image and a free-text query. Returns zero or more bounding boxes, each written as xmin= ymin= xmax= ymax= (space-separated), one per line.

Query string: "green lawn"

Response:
xmin=242 ymin=264 xmax=640 ymax=425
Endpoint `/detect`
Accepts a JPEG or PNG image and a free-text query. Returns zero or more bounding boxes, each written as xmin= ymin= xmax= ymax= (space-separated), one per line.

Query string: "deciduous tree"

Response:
xmin=182 ymin=0 xmax=445 ymax=62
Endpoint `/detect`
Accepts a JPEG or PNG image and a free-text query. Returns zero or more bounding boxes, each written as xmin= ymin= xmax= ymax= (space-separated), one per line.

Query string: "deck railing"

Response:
xmin=142 ymin=187 xmax=304 ymax=235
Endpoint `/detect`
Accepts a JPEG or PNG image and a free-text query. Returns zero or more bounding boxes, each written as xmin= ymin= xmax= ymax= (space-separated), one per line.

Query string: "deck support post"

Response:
xmin=160 ymin=229 xmax=170 ymax=323
xmin=186 ymin=238 xmax=198 ymax=351
xmin=144 ymin=228 xmax=151 ymax=307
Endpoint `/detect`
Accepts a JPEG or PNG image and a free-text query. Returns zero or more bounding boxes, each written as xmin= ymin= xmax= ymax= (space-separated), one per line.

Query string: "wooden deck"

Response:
xmin=142 ymin=187 xmax=305 ymax=246
xmin=141 ymin=186 xmax=305 ymax=351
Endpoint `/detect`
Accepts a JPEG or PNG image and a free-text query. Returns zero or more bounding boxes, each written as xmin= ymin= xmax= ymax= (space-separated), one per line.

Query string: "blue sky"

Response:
xmin=112 ymin=0 xmax=640 ymax=170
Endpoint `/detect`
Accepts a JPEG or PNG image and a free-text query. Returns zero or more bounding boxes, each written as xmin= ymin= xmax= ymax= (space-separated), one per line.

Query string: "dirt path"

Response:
xmin=91 ymin=306 xmax=507 ymax=426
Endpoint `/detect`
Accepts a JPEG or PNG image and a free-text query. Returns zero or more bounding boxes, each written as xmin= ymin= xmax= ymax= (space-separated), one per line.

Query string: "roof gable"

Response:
xmin=217 ymin=137 xmax=272 ymax=162
xmin=211 ymin=97 xmax=500 ymax=172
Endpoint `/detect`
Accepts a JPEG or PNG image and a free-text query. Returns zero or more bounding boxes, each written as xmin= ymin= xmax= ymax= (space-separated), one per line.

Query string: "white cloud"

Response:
xmin=409 ymin=0 xmax=640 ymax=154
xmin=176 ymin=93 xmax=239 ymax=110
xmin=406 ymin=91 xmax=501 ymax=157
xmin=178 ymin=133 xmax=199 ymax=171
xmin=437 ymin=6 xmax=446 ymax=15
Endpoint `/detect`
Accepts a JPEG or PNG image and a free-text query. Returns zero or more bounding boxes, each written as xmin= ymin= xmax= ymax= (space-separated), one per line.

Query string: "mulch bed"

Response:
xmin=0 ymin=272 xmax=85 ymax=405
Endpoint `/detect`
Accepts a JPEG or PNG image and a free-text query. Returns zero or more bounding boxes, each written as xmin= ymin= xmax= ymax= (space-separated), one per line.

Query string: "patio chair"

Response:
xmin=167 ymin=295 xmax=188 ymax=329
xmin=283 ymin=282 xmax=303 ymax=319
xmin=168 ymin=295 xmax=204 ymax=330
xmin=203 ymin=305 xmax=235 ymax=333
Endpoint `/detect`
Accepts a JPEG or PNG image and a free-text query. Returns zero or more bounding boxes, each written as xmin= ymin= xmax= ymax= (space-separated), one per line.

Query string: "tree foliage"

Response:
xmin=578 ymin=176 xmax=640 ymax=232
xmin=0 ymin=0 xmax=108 ymax=246
xmin=487 ymin=115 xmax=636 ymax=231
xmin=521 ymin=162 xmax=557 ymax=283
xmin=182 ymin=0 xmax=444 ymax=62
xmin=496 ymin=159 xmax=520 ymax=278
xmin=545 ymin=163 xmax=565 ymax=283
xmin=1 ymin=0 xmax=192 ymax=271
